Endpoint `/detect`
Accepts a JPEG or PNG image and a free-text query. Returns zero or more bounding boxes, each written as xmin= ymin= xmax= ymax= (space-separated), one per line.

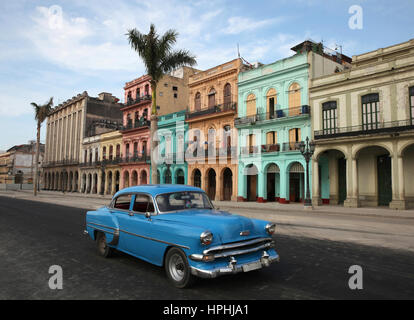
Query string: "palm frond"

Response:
xmin=160 ymin=49 xmax=197 ymax=74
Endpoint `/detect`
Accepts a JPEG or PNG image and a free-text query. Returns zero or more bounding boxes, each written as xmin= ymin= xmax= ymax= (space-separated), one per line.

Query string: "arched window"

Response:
xmin=102 ymin=146 xmax=107 ymax=160
xmin=288 ymin=83 xmax=301 ymax=116
xmin=165 ymin=169 xmax=172 ymax=184
xmin=195 ymin=92 xmax=201 ymax=111
xmin=145 ymin=84 xmax=150 ymax=96
xmin=208 ymin=88 xmax=216 ymax=108
xmin=136 ymin=88 xmax=140 ymax=99
xmin=116 ymin=144 xmax=121 ymax=158
xmin=133 ymin=142 xmax=138 ymax=157
xmin=246 ymin=94 xmax=256 ymax=117
xmin=193 ymin=169 xmax=201 ymax=188
xmin=266 ymin=88 xmax=277 ymax=118
xmin=109 ymin=145 xmax=113 ymax=160
xmin=223 ymin=83 xmax=231 ymax=107
xmin=125 ymin=143 xmax=130 ymax=158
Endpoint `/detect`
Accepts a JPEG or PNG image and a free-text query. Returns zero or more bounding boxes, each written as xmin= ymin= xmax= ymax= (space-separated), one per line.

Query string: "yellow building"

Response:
xmin=186 ymin=58 xmax=249 ymax=201
xmin=0 ymin=152 xmax=12 ymax=184
xmin=99 ymin=130 xmax=123 ymax=195
xmin=310 ymin=38 xmax=414 ymax=209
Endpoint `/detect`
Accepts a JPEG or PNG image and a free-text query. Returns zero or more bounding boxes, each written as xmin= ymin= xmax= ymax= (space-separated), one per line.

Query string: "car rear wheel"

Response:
xmin=96 ymin=232 xmax=113 ymax=258
xmin=165 ymin=248 xmax=195 ymax=288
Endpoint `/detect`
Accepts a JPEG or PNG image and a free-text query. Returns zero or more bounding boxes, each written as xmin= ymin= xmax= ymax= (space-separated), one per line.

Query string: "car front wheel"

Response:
xmin=165 ymin=248 xmax=195 ymax=288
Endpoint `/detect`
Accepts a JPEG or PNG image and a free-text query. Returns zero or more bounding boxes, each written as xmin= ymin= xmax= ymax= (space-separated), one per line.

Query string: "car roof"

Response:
xmin=113 ymin=184 xmax=205 ymax=198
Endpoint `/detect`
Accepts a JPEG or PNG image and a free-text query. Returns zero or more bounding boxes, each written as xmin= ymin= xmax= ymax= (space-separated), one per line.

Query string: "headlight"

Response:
xmin=265 ymin=223 xmax=276 ymax=235
xmin=200 ymin=231 xmax=213 ymax=245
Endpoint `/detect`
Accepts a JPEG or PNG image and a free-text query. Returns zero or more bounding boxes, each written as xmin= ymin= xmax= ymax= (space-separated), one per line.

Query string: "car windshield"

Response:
xmin=155 ymin=191 xmax=214 ymax=213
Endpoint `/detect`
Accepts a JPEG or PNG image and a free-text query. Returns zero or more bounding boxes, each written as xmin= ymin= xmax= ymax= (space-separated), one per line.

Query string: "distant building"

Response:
xmin=0 ymin=142 xmax=44 ymax=185
xmin=43 ymin=91 xmax=123 ymax=192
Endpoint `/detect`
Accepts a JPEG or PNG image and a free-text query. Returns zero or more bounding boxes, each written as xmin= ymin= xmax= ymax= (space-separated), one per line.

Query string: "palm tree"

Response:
xmin=127 ymin=24 xmax=197 ymax=184
xmin=31 ymin=97 xmax=53 ymax=196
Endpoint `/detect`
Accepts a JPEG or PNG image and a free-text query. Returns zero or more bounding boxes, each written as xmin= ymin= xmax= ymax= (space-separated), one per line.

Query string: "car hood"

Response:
xmin=155 ymin=209 xmax=262 ymax=243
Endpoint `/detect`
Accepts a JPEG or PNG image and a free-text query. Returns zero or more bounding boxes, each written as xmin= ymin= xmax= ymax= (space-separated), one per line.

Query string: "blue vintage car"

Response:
xmin=84 ymin=185 xmax=279 ymax=288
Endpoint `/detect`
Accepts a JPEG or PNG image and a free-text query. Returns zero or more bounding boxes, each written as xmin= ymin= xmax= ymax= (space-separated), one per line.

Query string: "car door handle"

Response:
xmin=128 ymin=211 xmax=134 ymax=216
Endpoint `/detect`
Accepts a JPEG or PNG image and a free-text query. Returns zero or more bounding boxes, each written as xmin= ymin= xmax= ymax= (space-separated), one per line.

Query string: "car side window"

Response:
xmin=113 ymin=194 xmax=132 ymax=210
xmin=133 ymin=194 xmax=155 ymax=214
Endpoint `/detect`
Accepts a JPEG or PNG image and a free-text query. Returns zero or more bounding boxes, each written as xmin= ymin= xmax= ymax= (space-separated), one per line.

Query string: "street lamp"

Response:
xmin=299 ymin=137 xmax=315 ymax=208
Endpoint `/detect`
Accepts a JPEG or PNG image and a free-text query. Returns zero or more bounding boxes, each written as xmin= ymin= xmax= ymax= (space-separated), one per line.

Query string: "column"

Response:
xmin=389 ymin=156 xmax=407 ymax=210
xmin=312 ymin=158 xmax=321 ymax=206
xmin=257 ymin=169 xmax=265 ymax=203
xmin=344 ymin=157 xmax=360 ymax=207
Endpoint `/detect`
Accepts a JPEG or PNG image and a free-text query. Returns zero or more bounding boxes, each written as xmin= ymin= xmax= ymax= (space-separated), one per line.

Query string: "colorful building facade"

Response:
xmin=236 ymin=41 xmax=351 ymax=203
xmin=186 ymin=59 xmax=247 ymax=201
xmin=156 ymin=110 xmax=188 ymax=184
xmin=310 ymin=38 xmax=414 ymax=209
xmin=120 ymin=75 xmax=152 ymax=189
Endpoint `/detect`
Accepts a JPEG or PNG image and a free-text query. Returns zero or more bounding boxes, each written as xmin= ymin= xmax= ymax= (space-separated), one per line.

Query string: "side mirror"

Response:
xmin=145 ymin=212 xmax=151 ymax=220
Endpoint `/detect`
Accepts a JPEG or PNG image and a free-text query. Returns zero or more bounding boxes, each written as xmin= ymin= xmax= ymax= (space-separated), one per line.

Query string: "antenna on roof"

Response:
xmin=237 ymin=43 xmax=240 ymax=59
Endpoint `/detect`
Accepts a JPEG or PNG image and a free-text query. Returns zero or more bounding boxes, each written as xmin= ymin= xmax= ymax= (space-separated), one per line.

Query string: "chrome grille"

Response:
xmin=203 ymin=237 xmax=274 ymax=259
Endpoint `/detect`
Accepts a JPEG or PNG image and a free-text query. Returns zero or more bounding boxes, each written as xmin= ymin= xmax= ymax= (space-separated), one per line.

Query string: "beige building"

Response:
xmin=310 ymin=39 xmax=414 ymax=209
xmin=0 ymin=142 xmax=44 ymax=186
xmin=43 ymin=92 xmax=122 ymax=192
xmin=99 ymin=130 xmax=123 ymax=195
xmin=186 ymin=58 xmax=249 ymax=201
xmin=124 ymin=66 xmax=199 ymax=116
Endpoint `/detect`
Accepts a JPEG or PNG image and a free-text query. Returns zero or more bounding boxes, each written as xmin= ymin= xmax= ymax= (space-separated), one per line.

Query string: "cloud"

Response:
xmin=25 ymin=6 xmax=137 ymax=73
xmin=224 ymin=16 xmax=283 ymax=35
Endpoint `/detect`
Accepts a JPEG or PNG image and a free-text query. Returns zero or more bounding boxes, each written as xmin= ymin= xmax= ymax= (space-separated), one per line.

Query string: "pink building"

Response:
xmin=120 ymin=75 xmax=152 ymax=188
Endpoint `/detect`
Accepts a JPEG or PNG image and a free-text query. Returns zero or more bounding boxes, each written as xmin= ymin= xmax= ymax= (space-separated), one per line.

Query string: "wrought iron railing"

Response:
xmin=122 ymin=119 xmax=151 ymax=131
xmin=235 ymin=105 xmax=310 ymax=125
xmin=314 ymin=119 xmax=414 ymax=139
xmin=125 ymin=95 xmax=151 ymax=106
xmin=186 ymin=102 xmax=237 ymax=120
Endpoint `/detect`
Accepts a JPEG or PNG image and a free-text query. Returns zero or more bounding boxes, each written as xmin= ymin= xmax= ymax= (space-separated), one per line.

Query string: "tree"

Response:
xmin=127 ymin=24 xmax=197 ymax=184
xmin=31 ymin=97 xmax=53 ymax=196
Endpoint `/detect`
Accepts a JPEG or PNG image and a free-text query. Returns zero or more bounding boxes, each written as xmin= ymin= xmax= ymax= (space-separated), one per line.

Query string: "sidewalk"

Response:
xmin=1 ymin=189 xmax=414 ymax=252
xmin=2 ymin=189 xmax=412 ymax=219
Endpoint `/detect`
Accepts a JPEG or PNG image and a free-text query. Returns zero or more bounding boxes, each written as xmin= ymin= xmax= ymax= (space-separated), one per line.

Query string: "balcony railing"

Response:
xmin=186 ymin=103 xmax=237 ymax=120
xmin=120 ymin=154 xmax=150 ymax=164
xmin=261 ymin=144 xmax=281 ymax=153
xmin=125 ymin=94 xmax=151 ymax=106
xmin=314 ymin=119 xmax=414 ymax=139
xmin=122 ymin=119 xmax=151 ymax=131
xmin=42 ymin=159 xmax=79 ymax=167
xmin=235 ymin=105 xmax=310 ymax=126
xmin=282 ymin=141 xmax=303 ymax=152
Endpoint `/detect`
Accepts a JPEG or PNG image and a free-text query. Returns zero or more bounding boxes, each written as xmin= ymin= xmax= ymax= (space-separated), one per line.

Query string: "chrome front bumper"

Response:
xmin=190 ymin=251 xmax=280 ymax=279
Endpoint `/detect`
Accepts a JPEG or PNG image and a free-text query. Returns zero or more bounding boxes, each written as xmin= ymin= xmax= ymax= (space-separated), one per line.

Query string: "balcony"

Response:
xmin=235 ymin=105 xmax=310 ymax=126
xmin=314 ymin=119 xmax=414 ymax=140
xmin=125 ymin=95 xmax=151 ymax=107
xmin=282 ymin=142 xmax=303 ymax=152
xmin=42 ymin=159 xmax=79 ymax=168
xmin=121 ymin=119 xmax=151 ymax=131
xmin=186 ymin=103 xmax=237 ymax=120
xmin=120 ymin=154 xmax=150 ymax=164
xmin=261 ymin=144 xmax=281 ymax=153
xmin=240 ymin=142 xmax=301 ymax=156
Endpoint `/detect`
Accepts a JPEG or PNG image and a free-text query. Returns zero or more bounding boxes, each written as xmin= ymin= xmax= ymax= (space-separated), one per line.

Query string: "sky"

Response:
xmin=0 ymin=0 xmax=413 ymax=151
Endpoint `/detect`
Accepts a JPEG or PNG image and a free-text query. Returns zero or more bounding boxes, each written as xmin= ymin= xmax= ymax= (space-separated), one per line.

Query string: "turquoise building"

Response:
xmin=236 ymin=40 xmax=348 ymax=203
xmin=156 ymin=110 xmax=188 ymax=185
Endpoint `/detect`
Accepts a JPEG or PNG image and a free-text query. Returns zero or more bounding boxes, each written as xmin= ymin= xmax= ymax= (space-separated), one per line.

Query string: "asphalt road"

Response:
xmin=0 ymin=196 xmax=413 ymax=300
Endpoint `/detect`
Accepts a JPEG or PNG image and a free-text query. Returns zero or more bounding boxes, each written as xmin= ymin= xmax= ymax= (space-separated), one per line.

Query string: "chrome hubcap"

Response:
xmin=169 ymin=254 xmax=185 ymax=282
